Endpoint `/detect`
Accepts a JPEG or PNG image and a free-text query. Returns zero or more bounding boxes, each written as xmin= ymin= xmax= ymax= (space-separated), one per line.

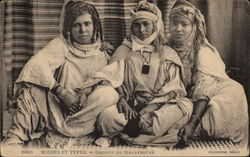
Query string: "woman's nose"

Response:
xmin=140 ymin=25 xmax=145 ymax=32
xmin=175 ymin=24 xmax=182 ymax=31
xmin=80 ymin=25 xmax=86 ymax=32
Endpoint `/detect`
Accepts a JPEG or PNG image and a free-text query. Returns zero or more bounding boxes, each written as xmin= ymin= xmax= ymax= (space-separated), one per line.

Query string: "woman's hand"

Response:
xmin=178 ymin=122 xmax=196 ymax=146
xmin=51 ymin=85 xmax=81 ymax=115
xmin=139 ymin=103 xmax=159 ymax=115
xmin=135 ymin=91 xmax=153 ymax=104
xmin=117 ymin=98 xmax=138 ymax=120
xmin=77 ymin=92 xmax=87 ymax=108
xmin=177 ymin=99 xmax=209 ymax=146
xmin=60 ymin=90 xmax=81 ymax=115
xmin=74 ymin=88 xmax=89 ymax=109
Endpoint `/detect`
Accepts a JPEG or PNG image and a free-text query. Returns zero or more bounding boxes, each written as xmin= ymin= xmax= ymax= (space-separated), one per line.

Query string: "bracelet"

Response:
xmin=119 ymin=94 xmax=126 ymax=100
xmin=57 ymin=87 xmax=67 ymax=99
xmin=191 ymin=114 xmax=202 ymax=122
xmin=51 ymin=85 xmax=62 ymax=95
xmin=118 ymin=95 xmax=126 ymax=103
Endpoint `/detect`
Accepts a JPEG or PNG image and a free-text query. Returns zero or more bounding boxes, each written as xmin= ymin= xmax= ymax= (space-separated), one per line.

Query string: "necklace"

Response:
xmin=141 ymin=51 xmax=152 ymax=74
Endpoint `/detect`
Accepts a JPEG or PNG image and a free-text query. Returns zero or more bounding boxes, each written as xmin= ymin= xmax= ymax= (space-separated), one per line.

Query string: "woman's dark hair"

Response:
xmin=62 ymin=1 xmax=103 ymax=41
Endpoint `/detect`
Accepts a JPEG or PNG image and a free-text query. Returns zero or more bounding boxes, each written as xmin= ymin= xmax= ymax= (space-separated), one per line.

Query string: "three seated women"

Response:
xmin=2 ymin=0 xmax=248 ymax=149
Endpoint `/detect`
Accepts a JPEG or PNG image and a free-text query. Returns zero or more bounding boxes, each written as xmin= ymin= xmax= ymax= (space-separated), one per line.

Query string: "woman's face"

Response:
xmin=169 ymin=15 xmax=193 ymax=42
xmin=132 ymin=18 xmax=154 ymax=41
xmin=71 ymin=13 xmax=94 ymax=44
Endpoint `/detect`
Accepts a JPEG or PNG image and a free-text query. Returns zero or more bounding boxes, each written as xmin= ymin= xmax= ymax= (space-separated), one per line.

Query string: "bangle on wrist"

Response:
xmin=57 ymin=87 xmax=66 ymax=99
xmin=51 ymin=85 xmax=66 ymax=99
xmin=119 ymin=94 xmax=126 ymax=100
xmin=118 ymin=95 xmax=125 ymax=103
xmin=51 ymin=84 xmax=61 ymax=95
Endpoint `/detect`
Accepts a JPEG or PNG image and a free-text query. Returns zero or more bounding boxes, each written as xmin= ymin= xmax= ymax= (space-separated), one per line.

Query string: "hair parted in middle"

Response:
xmin=62 ymin=0 xmax=103 ymax=42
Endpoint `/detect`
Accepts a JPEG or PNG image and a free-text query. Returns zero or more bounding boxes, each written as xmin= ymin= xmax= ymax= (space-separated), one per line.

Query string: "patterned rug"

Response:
xmin=185 ymin=139 xmax=238 ymax=150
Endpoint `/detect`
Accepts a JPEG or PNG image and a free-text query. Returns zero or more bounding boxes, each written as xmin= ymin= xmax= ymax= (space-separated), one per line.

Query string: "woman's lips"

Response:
xmin=139 ymin=34 xmax=149 ymax=39
xmin=79 ymin=35 xmax=88 ymax=39
xmin=173 ymin=33 xmax=183 ymax=37
xmin=172 ymin=34 xmax=184 ymax=39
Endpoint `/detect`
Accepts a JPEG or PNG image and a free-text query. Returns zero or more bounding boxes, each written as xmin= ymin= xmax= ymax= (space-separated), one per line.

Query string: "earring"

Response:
xmin=92 ymin=32 xmax=97 ymax=42
xmin=67 ymin=32 xmax=71 ymax=44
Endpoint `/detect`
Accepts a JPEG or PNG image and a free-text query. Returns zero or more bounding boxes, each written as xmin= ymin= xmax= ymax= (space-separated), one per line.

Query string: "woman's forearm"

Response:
xmin=188 ymin=99 xmax=209 ymax=127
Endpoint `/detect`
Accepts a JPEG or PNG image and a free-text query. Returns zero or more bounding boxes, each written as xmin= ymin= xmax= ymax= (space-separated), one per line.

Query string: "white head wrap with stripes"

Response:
xmin=130 ymin=0 xmax=165 ymax=51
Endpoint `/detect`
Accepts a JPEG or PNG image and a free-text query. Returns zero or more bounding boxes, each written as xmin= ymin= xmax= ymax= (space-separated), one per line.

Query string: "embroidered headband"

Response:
xmin=170 ymin=5 xmax=196 ymax=22
xmin=128 ymin=0 xmax=165 ymax=50
xmin=130 ymin=10 xmax=158 ymax=23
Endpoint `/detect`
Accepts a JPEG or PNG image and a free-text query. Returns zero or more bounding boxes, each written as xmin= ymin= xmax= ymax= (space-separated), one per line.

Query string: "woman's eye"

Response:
xmin=144 ymin=22 xmax=150 ymax=26
xmin=84 ymin=22 xmax=92 ymax=27
xmin=182 ymin=23 xmax=189 ymax=27
xmin=73 ymin=23 xmax=81 ymax=28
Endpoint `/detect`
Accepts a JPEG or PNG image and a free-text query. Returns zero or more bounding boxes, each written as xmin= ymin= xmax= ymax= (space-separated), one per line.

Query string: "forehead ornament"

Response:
xmin=170 ymin=5 xmax=195 ymax=21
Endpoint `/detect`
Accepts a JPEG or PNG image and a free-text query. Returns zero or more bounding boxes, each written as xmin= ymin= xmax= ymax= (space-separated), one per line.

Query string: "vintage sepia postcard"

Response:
xmin=0 ymin=0 xmax=249 ymax=156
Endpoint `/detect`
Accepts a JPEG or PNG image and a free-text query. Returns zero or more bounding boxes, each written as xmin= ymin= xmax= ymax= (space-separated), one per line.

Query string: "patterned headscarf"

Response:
xmin=125 ymin=0 xmax=166 ymax=53
xmin=169 ymin=0 xmax=207 ymax=55
xmin=169 ymin=0 xmax=208 ymax=88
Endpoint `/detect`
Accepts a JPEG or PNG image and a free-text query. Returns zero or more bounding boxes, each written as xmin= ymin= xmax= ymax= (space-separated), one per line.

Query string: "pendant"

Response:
xmin=142 ymin=65 xmax=150 ymax=74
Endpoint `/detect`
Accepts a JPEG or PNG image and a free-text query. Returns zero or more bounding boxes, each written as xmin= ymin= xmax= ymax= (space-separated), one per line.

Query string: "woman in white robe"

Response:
xmin=2 ymin=0 xmax=117 ymax=148
xmin=169 ymin=0 xmax=248 ymax=148
xmin=90 ymin=1 xmax=193 ymax=148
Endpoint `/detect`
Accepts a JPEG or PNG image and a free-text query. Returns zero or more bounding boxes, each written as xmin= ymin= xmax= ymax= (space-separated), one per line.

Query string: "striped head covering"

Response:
xmin=126 ymin=0 xmax=166 ymax=52
xmin=169 ymin=0 xmax=230 ymax=87
xmin=170 ymin=0 xmax=207 ymax=48
xmin=169 ymin=0 xmax=209 ymax=88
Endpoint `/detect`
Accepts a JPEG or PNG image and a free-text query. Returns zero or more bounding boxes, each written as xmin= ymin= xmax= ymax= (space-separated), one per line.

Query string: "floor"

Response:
xmin=2 ymin=109 xmax=248 ymax=156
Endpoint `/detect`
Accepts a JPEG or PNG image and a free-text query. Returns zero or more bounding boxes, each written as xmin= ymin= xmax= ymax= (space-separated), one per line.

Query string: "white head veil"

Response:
xmin=128 ymin=0 xmax=166 ymax=52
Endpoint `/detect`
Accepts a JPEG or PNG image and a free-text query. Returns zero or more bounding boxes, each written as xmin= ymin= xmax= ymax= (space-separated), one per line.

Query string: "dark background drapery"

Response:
xmin=0 ymin=0 xmax=249 ymax=137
